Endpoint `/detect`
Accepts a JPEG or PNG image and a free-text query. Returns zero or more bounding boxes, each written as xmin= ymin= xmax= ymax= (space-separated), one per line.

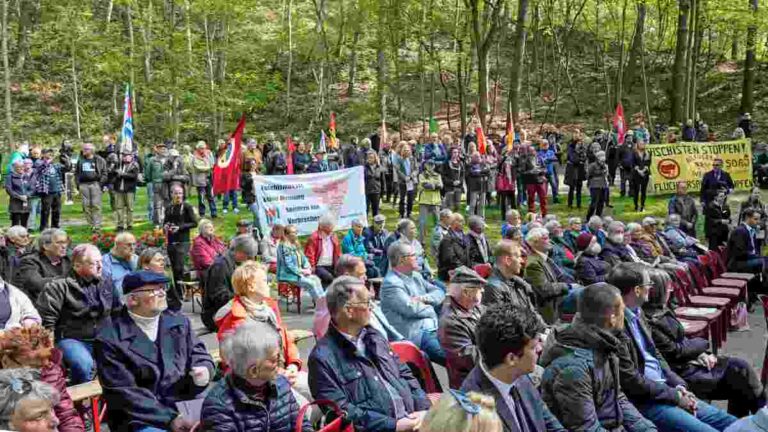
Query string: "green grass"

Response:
xmin=0 ymin=185 xmax=745 ymax=255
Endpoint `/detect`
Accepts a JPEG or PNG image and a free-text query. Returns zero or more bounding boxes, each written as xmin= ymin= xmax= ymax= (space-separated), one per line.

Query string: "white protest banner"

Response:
xmin=253 ymin=166 xmax=367 ymax=236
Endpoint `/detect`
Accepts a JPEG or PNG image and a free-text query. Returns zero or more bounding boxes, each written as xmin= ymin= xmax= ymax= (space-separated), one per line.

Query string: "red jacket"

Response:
xmin=215 ymin=296 xmax=302 ymax=369
xmin=41 ymin=349 xmax=86 ymax=432
xmin=303 ymin=231 xmax=341 ymax=270
xmin=190 ymin=235 xmax=227 ymax=272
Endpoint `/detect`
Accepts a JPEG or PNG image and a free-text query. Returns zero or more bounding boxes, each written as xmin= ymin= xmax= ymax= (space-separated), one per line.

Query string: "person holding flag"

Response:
xmin=213 ymin=114 xmax=246 ymax=214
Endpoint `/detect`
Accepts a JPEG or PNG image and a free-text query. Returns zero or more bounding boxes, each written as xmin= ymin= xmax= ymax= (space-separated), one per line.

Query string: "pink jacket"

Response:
xmin=190 ymin=235 xmax=227 ymax=271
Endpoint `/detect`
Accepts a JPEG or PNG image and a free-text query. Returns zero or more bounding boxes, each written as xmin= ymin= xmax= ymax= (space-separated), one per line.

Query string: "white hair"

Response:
xmin=221 ymin=321 xmax=281 ymax=379
xmin=627 ymin=222 xmax=643 ymax=233
xmin=587 ymin=216 xmax=603 ymax=228
xmin=607 ymin=221 xmax=626 ymax=234
xmin=387 ymin=241 xmax=413 ymax=268
xmin=544 ymin=220 xmax=561 ymax=234
xmin=525 ymin=227 xmax=549 ymax=243
xmin=318 ymin=214 xmax=336 ymax=229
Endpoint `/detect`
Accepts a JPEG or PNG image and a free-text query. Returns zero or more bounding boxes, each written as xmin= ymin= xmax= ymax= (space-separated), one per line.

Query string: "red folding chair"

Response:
xmin=390 ymin=341 xmax=443 ymax=403
xmin=760 ymin=295 xmax=768 ymax=385
xmin=687 ymin=263 xmax=743 ymax=304
xmin=277 ymin=282 xmax=303 ymax=313
xmin=670 ymin=277 xmax=726 ymax=350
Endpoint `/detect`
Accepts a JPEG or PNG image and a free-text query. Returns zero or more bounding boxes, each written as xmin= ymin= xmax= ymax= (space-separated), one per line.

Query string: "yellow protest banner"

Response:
xmin=646 ymin=140 xmax=753 ymax=195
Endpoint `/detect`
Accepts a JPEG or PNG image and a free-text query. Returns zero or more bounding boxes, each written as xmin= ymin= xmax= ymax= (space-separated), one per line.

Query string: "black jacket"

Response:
xmin=17 ymin=252 xmax=72 ymax=303
xmin=704 ymin=201 xmax=731 ymax=241
xmin=364 ymin=164 xmax=383 ymax=195
xmin=37 ymin=272 xmax=120 ymax=341
xmin=467 ymin=233 xmax=491 ymax=267
xmin=111 ymin=160 xmax=141 ymax=193
xmin=540 ymin=321 xmax=656 ymax=432
xmin=75 ymin=155 xmax=108 ymax=185
xmin=202 ymin=252 xmax=236 ymax=331
xmin=437 ymin=232 xmax=470 ymax=281
xmin=163 ymin=202 xmax=199 ymax=244
xmin=202 ymin=374 xmax=312 ymax=432
xmin=441 ymin=161 xmax=465 ymax=192
xmin=726 ymin=224 xmax=757 ymax=272
xmin=617 ymin=308 xmax=687 ymax=406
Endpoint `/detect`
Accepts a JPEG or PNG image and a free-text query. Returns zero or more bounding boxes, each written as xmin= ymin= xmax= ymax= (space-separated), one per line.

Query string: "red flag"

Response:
xmin=329 ymin=112 xmax=337 ymax=149
xmin=476 ymin=127 xmax=487 ymax=155
xmin=213 ymin=113 xmax=246 ymax=195
xmin=286 ymin=135 xmax=295 ymax=175
xmin=505 ymin=110 xmax=514 ymax=151
xmin=613 ymin=103 xmax=626 ymax=145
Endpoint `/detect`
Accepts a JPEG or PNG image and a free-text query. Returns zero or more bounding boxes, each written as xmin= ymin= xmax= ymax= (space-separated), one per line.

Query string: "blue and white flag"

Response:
xmin=119 ymin=83 xmax=134 ymax=154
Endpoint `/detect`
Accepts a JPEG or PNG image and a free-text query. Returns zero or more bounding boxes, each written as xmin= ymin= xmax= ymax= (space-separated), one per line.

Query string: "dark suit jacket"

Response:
xmin=700 ymin=170 xmax=734 ymax=204
xmin=461 ymin=366 xmax=566 ymax=432
xmin=727 ymin=224 xmax=758 ymax=272
xmin=94 ymin=308 xmax=214 ymax=432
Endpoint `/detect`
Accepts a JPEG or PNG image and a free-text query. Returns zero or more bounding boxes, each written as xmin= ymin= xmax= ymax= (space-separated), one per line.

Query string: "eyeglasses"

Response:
xmin=131 ymin=287 xmax=166 ymax=297
xmin=346 ymin=299 xmax=374 ymax=310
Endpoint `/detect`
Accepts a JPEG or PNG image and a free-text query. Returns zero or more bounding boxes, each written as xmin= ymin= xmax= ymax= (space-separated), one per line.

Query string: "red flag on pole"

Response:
xmin=505 ymin=109 xmax=514 ymax=151
xmin=286 ymin=135 xmax=295 ymax=175
xmin=613 ymin=103 xmax=626 ymax=145
xmin=213 ymin=113 xmax=246 ymax=195
xmin=329 ymin=112 xmax=337 ymax=149
xmin=476 ymin=127 xmax=487 ymax=155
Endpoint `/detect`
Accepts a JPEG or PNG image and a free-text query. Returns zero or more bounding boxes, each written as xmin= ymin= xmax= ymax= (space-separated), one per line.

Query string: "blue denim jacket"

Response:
xmin=380 ymin=269 xmax=444 ymax=345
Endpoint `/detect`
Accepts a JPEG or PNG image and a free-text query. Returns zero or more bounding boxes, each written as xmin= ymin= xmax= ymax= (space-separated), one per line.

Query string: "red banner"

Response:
xmin=286 ymin=135 xmax=295 ymax=175
xmin=613 ymin=103 xmax=626 ymax=145
xmin=213 ymin=113 xmax=246 ymax=195
xmin=476 ymin=127 xmax=487 ymax=155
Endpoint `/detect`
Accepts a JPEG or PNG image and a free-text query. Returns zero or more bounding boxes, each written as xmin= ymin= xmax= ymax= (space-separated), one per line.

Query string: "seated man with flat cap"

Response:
xmin=95 ymin=270 xmax=215 ymax=432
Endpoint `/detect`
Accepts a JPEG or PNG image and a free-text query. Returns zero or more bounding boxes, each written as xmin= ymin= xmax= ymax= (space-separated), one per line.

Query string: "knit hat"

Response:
xmin=575 ymin=232 xmax=594 ymax=252
xmin=450 ymin=266 xmax=487 ymax=286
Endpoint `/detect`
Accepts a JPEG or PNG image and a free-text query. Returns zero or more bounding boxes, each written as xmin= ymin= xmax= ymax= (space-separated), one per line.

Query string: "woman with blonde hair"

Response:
xmin=214 ymin=260 xmax=313 ymax=410
xmin=420 ymin=390 xmax=502 ymax=432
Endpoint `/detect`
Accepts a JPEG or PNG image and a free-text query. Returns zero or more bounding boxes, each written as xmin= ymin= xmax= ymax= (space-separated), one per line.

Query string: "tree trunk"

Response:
xmin=286 ymin=0 xmax=294 ymax=119
xmin=141 ymin=0 xmax=153 ymax=83
xmin=731 ymin=31 xmax=739 ymax=60
xmin=740 ymin=0 xmax=758 ymax=114
xmin=203 ymin=15 xmax=218 ymax=139
xmin=184 ymin=0 xmax=192 ymax=70
xmin=71 ymin=40 xmax=81 ymax=140
xmin=688 ymin=0 xmax=702 ymax=120
xmin=615 ymin=0 xmax=629 ymax=107
xmin=670 ymin=0 xmax=689 ymax=124
xmin=509 ymin=0 xmax=528 ymax=124
xmin=458 ymin=39 xmax=467 ymax=136
xmin=106 ymin=0 xmax=114 ymax=23
xmin=623 ymin=0 xmax=646 ymax=88
xmin=2 ymin=0 xmax=11 ymax=145
xmin=376 ymin=0 xmax=387 ymax=133
xmin=347 ymin=31 xmax=358 ymax=99
xmin=683 ymin=0 xmax=696 ymax=119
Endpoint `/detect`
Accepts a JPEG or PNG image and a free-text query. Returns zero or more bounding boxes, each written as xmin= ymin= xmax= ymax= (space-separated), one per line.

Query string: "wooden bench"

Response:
xmin=67 ymin=380 xmax=104 ymax=432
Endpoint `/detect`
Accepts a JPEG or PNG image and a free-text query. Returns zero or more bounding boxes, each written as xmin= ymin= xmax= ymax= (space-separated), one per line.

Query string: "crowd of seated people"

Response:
xmin=1 ymin=173 xmax=768 ymax=432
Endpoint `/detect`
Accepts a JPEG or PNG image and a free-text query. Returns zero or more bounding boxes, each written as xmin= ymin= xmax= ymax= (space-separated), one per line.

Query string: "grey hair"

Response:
xmin=626 ymin=222 xmax=643 ymax=233
xmin=525 ymin=227 xmax=549 ymax=244
xmin=231 ymin=235 xmax=258 ymax=258
xmin=361 ymin=138 xmax=372 ymax=147
xmin=387 ymin=241 xmax=413 ymax=268
xmin=607 ymin=221 xmax=626 ymax=235
xmin=5 ymin=225 xmax=28 ymax=242
xmin=641 ymin=217 xmax=658 ymax=227
xmin=667 ymin=214 xmax=681 ymax=223
xmin=439 ymin=209 xmax=453 ymax=220
xmin=543 ymin=214 xmax=558 ymax=224
xmin=467 ymin=215 xmax=485 ymax=231
xmin=544 ymin=220 xmax=561 ymax=234
xmin=0 ymin=368 xmax=59 ymax=430
xmin=335 ymin=254 xmax=363 ymax=277
xmin=318 ymin=214 xmax=336 ymax=228
xmin=71 ymin=244 xmax=100 ymax=264
xmin=567 ymin=217 xmax=582 ymax=226
xmin=505 ymin=209 xmax=520 ymax=221
xmin=351 ymin=219 xmax=364 ymax=228
xmin=396 ymin=218 xmax=415 ymax=234
xmin=602 ymin=216 xmax=614 ymax=226
xmin=326 ymin=275 xmax=367 ymax=316
xmin=198 ymin=218 xmax=214 ymax=234
xmin=587 ymin=216 xmax=603 ymax=228
xmin=37 ymin=228 xmax=66 ymax=252
xmin=221 ymin=321 xmax=281 ymax=379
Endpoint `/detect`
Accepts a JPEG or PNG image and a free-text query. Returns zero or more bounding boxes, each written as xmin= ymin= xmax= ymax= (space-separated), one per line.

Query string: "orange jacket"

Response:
xmin=215 ymin=296 xmax=302 ymax=370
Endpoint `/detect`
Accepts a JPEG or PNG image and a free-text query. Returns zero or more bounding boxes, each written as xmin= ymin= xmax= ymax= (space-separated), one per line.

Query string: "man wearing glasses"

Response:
xmin=95 ymin=270 xmax=214 ymax=432
xmin=309 ymin=275 xmax=431 ymax=432
xmin=700 ymin=158 xmax=734 ymax=207
xmin=17 ymin=228 xmax=70 ymax=303
xmin=101 ymin=232 xmax=139 ymax=297
xmin=608 ymin=263 xmax=736 ymax=431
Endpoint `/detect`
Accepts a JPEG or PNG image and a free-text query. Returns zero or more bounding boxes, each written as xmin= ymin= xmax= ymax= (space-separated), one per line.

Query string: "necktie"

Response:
xmin=509 ymin=387 xmax=528 ymax=432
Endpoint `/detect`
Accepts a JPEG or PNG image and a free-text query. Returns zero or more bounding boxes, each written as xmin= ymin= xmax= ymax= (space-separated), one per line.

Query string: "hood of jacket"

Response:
xmin=540 ymin=320 xmax=622 ymax=368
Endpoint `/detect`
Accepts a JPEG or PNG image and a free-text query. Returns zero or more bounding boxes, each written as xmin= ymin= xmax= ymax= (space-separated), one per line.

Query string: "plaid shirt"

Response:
xmin=34 ymin=162 xmax=63 ymax=195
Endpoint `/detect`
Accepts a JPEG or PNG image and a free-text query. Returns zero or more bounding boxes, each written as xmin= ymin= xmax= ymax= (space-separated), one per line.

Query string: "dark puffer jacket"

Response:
xmin=17 ymin=251 xmax=72 ymax=303
xmin=541 ymin=321 xmax=656 ymax=432
xmin=201 ymin=374 xmax=311 ymax=432
xmin=437 ymin=297 xmax=484 ymax=389
xmin=600 ymin=240 xmax=634 ymax=266
xmin=574 ymin=253 xmax=610 ymax=286
xmin=437 ymin=232 xmax=471 ymax=281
